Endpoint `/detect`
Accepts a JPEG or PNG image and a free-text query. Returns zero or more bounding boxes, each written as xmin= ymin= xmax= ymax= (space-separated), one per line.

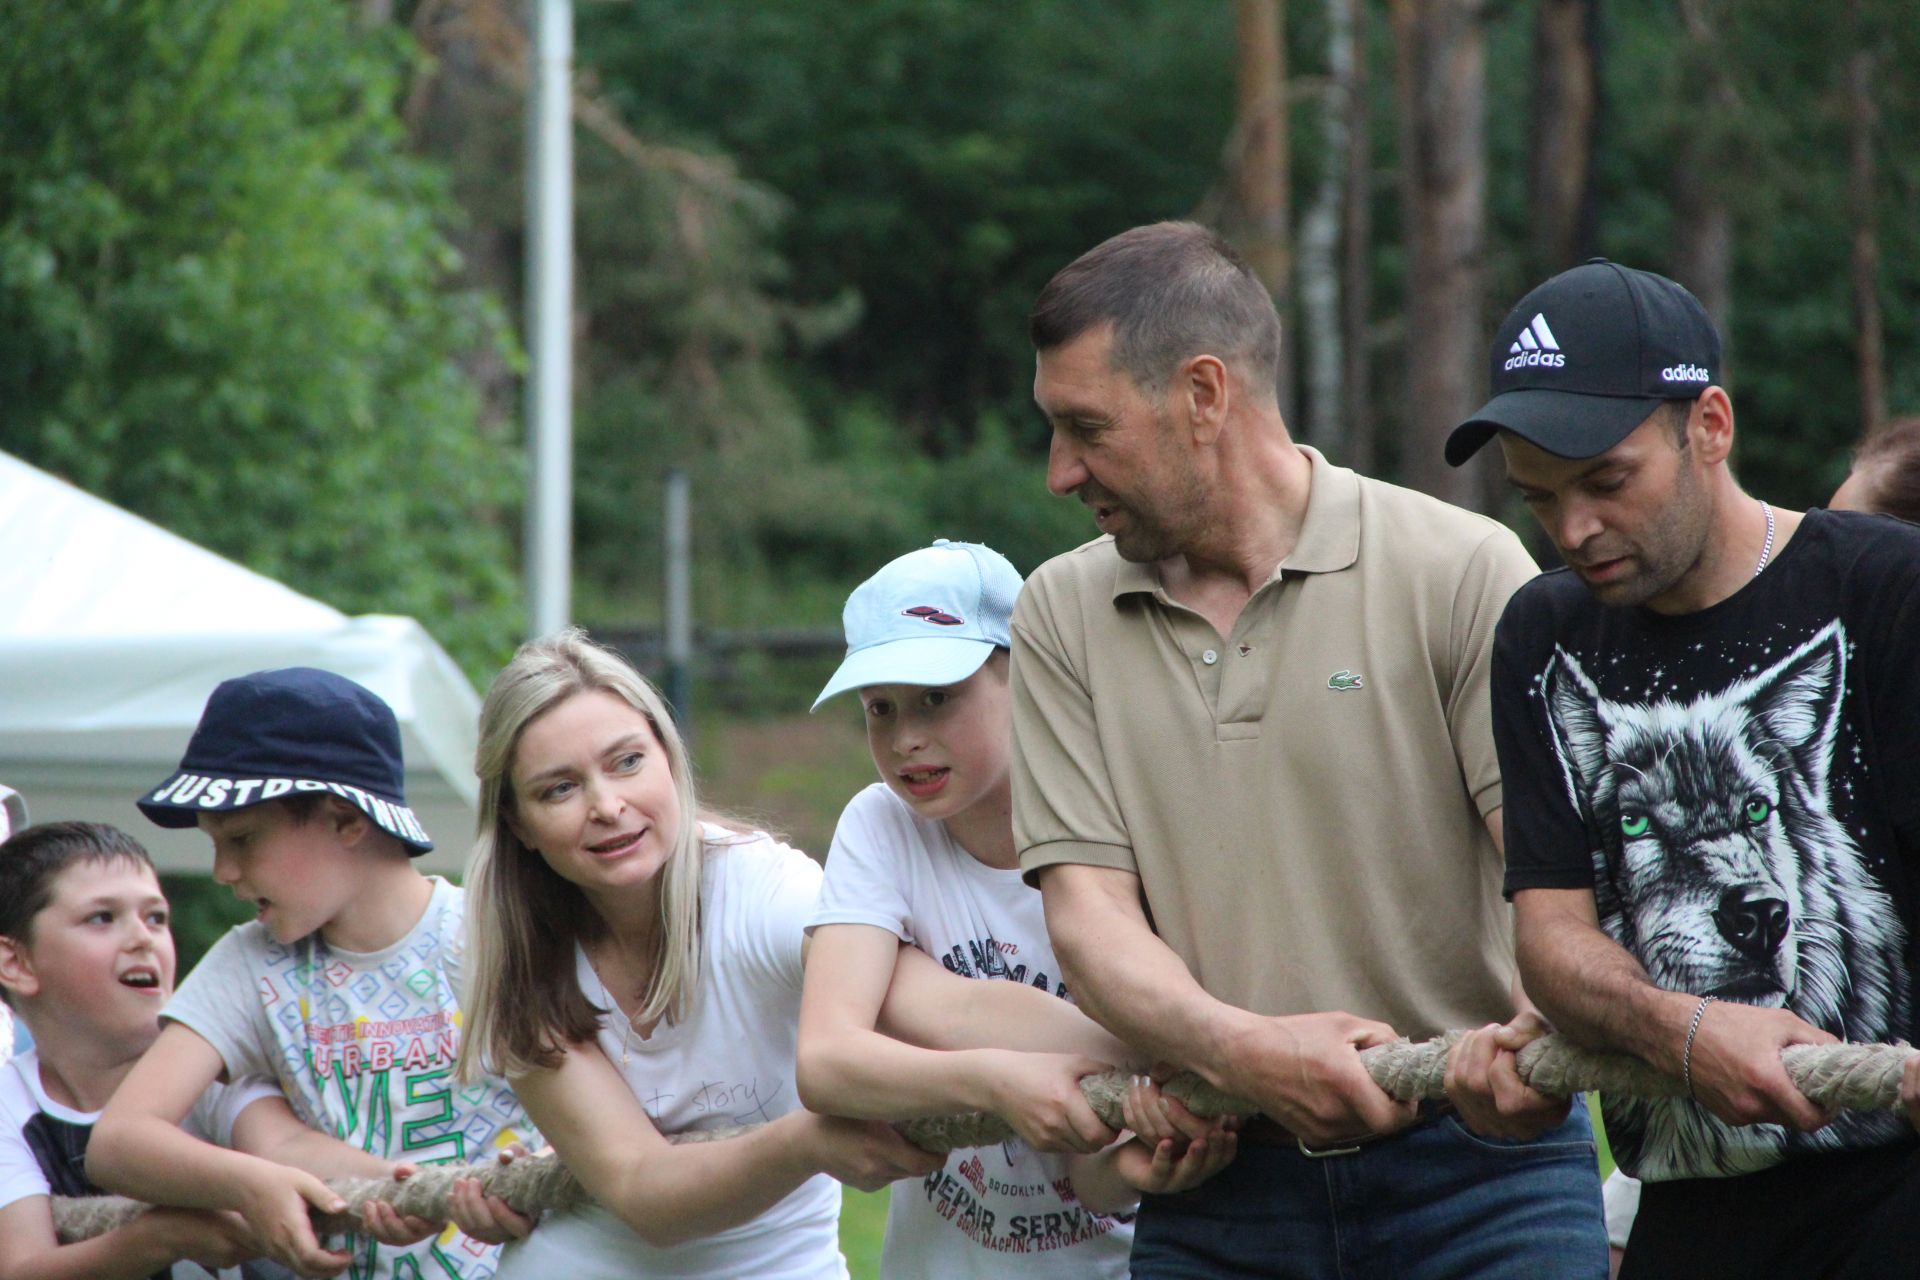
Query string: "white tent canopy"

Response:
xmin=0 ymin=451 xmax=482 ymax=873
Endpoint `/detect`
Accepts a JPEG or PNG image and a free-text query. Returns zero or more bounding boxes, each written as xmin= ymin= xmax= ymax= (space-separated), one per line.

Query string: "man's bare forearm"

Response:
xmin=1513 ymin=888 xmax=1694 ymax=1072
xmin=1040 ymin=866 xmax=1252 ymax=1091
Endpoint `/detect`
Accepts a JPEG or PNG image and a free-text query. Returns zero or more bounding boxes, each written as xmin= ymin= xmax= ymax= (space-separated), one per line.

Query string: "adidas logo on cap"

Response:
xmin=1504 ymin=313 xmax=1566 ymax=371
xmin=1661 ymin=363 xmax=1710 ymax=383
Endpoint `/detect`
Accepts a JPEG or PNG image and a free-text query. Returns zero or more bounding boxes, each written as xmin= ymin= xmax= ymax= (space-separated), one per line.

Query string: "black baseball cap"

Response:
xmin=1446 ymin=259 xmax=1720 ymax=466
xmin=137 ymin=667 xmax=433 ymax=853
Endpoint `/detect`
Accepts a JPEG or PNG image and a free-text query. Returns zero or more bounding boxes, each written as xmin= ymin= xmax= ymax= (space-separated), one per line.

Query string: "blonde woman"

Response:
xmin=455 ymin=630 xmax=942 ymax=1279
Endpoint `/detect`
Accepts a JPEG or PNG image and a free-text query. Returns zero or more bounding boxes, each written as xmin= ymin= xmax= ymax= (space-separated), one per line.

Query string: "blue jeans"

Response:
xmin=1130 ymin=1104 xmax=1608 ymax=1279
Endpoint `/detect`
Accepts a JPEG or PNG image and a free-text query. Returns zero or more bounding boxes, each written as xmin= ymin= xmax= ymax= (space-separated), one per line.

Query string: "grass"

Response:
xmin=689 ymin=707 xmax=876 ymax=861
xmin=1590 ymin=1093 xmax=1616 ymax=1178
xmin=838 ymin=1188 xmax=890 ymax=1277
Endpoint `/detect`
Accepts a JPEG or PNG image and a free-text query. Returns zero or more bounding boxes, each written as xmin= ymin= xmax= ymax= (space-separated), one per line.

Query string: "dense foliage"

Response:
xmin=5 ymin=0 xmax=1918 ymax=663
xmin=0 ymin=0 xmax=519 ymax=676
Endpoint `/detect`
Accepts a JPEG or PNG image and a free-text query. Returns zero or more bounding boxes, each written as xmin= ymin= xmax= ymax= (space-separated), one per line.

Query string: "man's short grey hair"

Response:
xmin=1029 ymin=221 xmax=1282 ymax=397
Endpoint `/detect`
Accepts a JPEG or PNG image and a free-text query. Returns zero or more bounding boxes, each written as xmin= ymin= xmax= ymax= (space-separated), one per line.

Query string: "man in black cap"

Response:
xmin=1454 ymin=259 xmax=1920 ymax=1275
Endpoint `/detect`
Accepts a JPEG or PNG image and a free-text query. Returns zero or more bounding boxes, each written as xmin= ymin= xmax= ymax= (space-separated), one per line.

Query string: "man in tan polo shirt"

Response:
xmin=1013 ymin=221 xmax=1607 ymax=1278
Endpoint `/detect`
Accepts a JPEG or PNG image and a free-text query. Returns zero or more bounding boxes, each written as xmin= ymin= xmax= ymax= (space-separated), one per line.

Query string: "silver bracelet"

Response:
xmin=1681 ymin=995 xmax=1718 ymax=1099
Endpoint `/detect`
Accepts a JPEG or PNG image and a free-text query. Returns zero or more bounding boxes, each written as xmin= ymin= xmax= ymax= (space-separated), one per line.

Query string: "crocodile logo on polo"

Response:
xmin=1328 ymin=670 xmax=1366 ymax=691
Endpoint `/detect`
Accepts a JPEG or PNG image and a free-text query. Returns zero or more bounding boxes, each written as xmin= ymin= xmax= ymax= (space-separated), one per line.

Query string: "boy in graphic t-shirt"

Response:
xmin=0 ymin=819 xmax=450 ymax=1280
xmin=89 ymin=669 xmax=538 ymax=1280
xmin=798 ymin=540 xmax=1239 ymax=1280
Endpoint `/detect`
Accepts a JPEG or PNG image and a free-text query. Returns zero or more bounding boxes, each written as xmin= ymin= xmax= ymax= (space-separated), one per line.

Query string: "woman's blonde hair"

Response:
xmin=456 ymin=628 xmax=708 ymax=1080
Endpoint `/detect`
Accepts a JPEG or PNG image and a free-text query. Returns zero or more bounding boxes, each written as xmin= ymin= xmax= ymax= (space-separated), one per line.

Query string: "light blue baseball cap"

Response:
xmin=812 ymin=539 xmax=1023 ymax=711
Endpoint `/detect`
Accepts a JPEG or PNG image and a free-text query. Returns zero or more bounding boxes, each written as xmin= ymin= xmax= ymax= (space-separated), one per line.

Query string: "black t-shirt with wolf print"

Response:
xmin=1494 ymin=507 xmax=1920 ymax=1183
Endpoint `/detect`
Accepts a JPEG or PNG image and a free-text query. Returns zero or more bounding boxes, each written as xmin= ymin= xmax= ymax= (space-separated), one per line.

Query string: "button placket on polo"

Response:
xmin=1150 ymin=582 xmax=1282 ymax=736
xmin=1215 ymin=581 xmax=1283 ymax=734
xmin=1150 ymin=599 xmax=1230 ymax=721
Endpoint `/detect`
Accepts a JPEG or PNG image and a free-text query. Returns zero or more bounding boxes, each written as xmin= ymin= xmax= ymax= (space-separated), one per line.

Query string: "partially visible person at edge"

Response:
xmin=1451 ymin=259 xmax=1920 ymax=1278
xmin=1833 ymin=415 xmax=1920 ymax=522
xmin=0 ymin=820 xmax=440 ymax=1280
xmin=1596 ymin=410 xmax=1920 ymax=1277
xmin=1012 ymin=220 xmax=1609 ymax=1278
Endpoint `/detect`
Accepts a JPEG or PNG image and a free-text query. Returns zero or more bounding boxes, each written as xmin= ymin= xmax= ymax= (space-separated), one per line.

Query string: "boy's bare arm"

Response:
xmin=0 ymin=1195 xmax=256 ymax=1280
xmin=88 ymin=1023 xmax=249 ymax=1207
xmin=87 ymin=1022 xmax=351 ymax=1275
xmin=878 ymin=942 xmax=1138 ymax=1062
xmin=798 ymin=923 xmax=1117 ymax=1153
xmin=229 ymin=1094 xmax=396 ymax=1180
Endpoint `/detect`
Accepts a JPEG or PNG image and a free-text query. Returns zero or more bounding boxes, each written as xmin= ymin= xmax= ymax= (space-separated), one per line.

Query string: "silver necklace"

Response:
xmin=589 ymin=957 xmax=641 ymax=1066
xmin=1754 ymin=501 xmax=1776 ymax=577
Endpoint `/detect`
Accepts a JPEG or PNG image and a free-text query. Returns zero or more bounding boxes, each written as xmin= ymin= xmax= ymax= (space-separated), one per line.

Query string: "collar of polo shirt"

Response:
xmin=1109 ymin=446 xmax=1363 ymax=601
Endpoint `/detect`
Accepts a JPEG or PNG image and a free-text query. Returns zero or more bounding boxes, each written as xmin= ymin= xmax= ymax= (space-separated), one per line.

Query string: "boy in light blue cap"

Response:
xmin=796 ymin=540 xmax=1238 ymax=1279
xmin=809 ymin=538 xmax=1022 ymax=711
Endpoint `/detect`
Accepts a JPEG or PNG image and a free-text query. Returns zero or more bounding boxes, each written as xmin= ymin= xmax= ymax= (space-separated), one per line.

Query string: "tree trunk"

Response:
xmin=1528 ymin=0 xmax=1599 ymax=275
xmin=1389 ymin=0 xmax=1488 ymax=510
xmin=1342 ymin=0 xmax=1374 ymax=472
xmin=1298 ymin=0 xmax=1355 ymax=455
xmin=1670 ymin=0 xmax=1733 ymax=367
xmin=1847 ymin=0 xmax=1886 ymax=439
xmin=1234 ymin=0 xmax=1295 ymax=419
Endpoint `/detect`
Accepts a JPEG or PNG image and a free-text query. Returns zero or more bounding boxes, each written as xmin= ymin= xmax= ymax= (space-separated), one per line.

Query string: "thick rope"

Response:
xmin=52 ymin=1033 xmax=1917 ymax=1242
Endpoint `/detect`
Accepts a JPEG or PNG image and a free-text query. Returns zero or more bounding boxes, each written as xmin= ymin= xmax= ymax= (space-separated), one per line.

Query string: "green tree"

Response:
xmin=1582 ymin=0 xmax=1920 ymax=506
xmin=582 ymin=0 xmax=1235 ymax=444
xmin=0 ymin=0 xmax=520 ymax=676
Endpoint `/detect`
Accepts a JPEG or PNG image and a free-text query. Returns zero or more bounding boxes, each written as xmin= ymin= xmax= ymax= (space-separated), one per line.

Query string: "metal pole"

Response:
xmin=663 ymin=468 xmax=693 ymax=731
xmin=525 ymin=0 xmax=574 ymax=638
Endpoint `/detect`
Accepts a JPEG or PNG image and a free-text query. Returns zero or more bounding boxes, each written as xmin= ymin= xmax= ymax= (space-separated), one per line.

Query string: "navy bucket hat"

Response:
xmin=137 ymin=667 xmax=433 ymax=853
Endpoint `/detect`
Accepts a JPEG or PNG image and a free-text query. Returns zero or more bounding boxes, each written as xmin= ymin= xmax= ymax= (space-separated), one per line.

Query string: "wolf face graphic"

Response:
xmin=1545 ymin=621 xmax=1910 ymax=1178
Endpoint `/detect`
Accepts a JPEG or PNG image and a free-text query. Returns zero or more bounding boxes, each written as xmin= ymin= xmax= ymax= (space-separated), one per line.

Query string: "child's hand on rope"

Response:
xmin=802 ymin=1114 xmax=946 ymax=1193
xmin=233 ymin=1163 xmax=351 ymax=1276
xmin=983 ymin=1050 xmax=1121 ymax=1154
xmin=1112 ymin=1074 xmax=1238 ymax=1194
xmin=446 ymin=1146 xmax=538 ymax=1243
xmin=1446 ymin=1010 xmax=1572 ymax=1140
xmin=356 ymin=1163 xmax=442 ymax=1246
xmin=151 ymin=1206 xmax=263 ymax=1271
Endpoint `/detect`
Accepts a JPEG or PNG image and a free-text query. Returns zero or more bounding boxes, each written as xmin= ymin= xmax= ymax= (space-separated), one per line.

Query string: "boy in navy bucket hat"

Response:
xmin=798 ymin=540 xmax=1235 ymax=1279
xmin=138 ymin=667 xmax=433 ymax=851
xmin=91 ymin=669 xmax=539 ymax=1279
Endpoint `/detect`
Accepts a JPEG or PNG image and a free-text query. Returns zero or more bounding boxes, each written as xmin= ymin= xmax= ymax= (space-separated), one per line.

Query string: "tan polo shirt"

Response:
xmin=1012 ymin=446 xmax=1541 ymax=1039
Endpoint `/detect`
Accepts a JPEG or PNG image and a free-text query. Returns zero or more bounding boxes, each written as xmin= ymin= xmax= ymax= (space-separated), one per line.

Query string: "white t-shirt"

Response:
xmin=163 ymin=877 xmax=536 ymax=1280
xmin=0 ymin=1047 xmax=276 ymax=1280
xmin=495 ymin=829 xmax=845 ymax=1280
xmin=808 ymin=784 xmax=1133 ymax=1278
xmin=1602 ymin=1168 xmax=1641 ymax=1250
